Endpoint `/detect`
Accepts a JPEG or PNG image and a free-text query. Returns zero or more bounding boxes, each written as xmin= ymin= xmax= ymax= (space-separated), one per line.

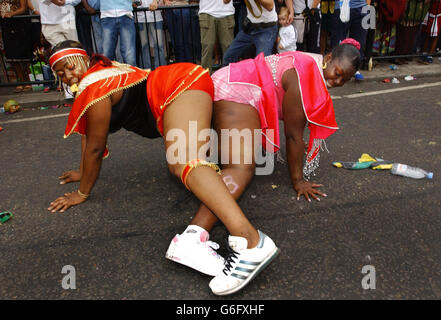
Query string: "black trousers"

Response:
xmin=304 ymin=16 xmax=321 ymax=53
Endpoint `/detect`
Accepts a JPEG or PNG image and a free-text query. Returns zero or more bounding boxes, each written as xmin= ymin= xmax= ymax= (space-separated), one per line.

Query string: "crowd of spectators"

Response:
xmin=0 ymin=0 xmax=440 ymax=92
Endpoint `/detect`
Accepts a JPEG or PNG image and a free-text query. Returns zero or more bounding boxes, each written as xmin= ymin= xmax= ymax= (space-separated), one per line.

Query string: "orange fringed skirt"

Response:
xmin=146 ymin=62 xmax=214 ymax=135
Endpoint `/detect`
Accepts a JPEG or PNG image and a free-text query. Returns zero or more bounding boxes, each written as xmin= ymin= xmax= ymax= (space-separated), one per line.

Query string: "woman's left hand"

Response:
xmin=294 ymin=179 xmax=327 ymax=202
xmin=48 ymin=191 xmax=86 ymax=213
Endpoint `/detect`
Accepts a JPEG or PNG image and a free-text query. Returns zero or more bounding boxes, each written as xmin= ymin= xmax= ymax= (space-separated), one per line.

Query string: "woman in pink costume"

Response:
xmin=166 ymin=38 xmax=361 ymax=296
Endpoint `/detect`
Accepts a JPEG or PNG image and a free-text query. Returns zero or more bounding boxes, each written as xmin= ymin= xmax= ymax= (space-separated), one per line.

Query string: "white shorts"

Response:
xmin=42 ymin=21 xmax=78 ymax=47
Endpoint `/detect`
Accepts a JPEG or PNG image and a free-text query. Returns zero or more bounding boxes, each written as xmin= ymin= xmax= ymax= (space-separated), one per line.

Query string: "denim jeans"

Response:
xmin=101 ymin=15 xmax=137 ymax=66
xmin=166 ymin=8 xmax=198 ymax=63
xmin=91 ymin=14 xmax=103 ymax=54
xmin=330 ymin=7 xmax=368 ymax=59
xmin=42 ymin=64 xmax=55 ymax=89
xmin=223 ymin=24 xmax=278 ymax=65
xmin=138 ymin=21 xmax=166 ymax=70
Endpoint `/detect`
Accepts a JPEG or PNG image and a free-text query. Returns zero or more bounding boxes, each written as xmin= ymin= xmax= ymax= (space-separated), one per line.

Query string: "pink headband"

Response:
xmin=340 ymin=38 xmax=361 ymax=51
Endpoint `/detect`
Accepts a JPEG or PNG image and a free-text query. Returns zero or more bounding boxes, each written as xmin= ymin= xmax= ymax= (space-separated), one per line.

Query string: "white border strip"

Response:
xmin=341 ymin=82 xmax=441 ymax=99
xmin=0 ymin=113 xmax=69 ymax=124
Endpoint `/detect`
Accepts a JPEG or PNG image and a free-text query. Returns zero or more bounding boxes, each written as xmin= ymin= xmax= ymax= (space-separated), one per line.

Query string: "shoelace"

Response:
xmin=206 ymin=241 xmax=220 ymax=251
xmin=222 ymin=247 xmax=239 ymax=276
xmin=204 ymin=240 xmax=222 ymax=260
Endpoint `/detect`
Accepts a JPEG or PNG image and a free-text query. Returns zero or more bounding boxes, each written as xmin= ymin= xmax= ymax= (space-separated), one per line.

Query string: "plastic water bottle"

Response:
xmin=391 ymin=163 xmax=433 ymax=179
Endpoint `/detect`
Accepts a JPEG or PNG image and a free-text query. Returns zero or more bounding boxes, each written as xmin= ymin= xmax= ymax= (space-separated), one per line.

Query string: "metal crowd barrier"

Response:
xmin=0 ymin=4 xmax=204 ymax=88
xmin=1 ymin=1 xmax=440 ymax=87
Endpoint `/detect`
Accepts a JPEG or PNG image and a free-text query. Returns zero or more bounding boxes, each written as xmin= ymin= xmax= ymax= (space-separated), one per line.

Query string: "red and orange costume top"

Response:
xmin=212 ymin=51 xmax=338 ymax=178
xmin=49 ymin=48 xmax=213 ymax=159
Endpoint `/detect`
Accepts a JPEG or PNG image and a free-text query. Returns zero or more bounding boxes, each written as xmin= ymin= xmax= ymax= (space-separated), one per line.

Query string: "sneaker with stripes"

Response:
xmin=209 ymin=230 xmax=279 ymax=295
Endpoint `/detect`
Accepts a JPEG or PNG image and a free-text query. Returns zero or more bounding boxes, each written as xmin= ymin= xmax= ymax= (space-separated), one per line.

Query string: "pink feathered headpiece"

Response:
xmin=340 ymin=38 xmax=361 ymax=51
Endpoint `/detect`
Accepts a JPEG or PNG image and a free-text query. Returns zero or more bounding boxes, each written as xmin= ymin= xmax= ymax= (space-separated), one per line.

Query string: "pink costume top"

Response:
xmin=211 ymin=51 xmax=339 ymax=177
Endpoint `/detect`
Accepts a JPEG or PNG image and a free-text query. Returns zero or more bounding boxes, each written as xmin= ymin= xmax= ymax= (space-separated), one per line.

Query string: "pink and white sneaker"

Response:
xmin=165 ymin=225 xmax=225 ymax=276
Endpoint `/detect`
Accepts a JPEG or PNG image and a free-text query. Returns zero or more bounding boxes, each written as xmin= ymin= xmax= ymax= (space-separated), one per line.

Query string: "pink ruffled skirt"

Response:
xmin=211 ymin=66 xmax=262 ymax=110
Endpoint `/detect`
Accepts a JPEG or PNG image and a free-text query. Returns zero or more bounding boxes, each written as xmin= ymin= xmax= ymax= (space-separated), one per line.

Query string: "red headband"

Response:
xmin=49 ymin=48 xmax=88 ymax=70
xmin=340 ymin=38 xmax=361 ymax=51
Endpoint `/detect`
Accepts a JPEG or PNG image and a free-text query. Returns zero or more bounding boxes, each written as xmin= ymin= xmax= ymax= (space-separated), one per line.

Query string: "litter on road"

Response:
xmin=333 ymin=153 xmax=393 ymax=170
xmin=0 ymin=211 xmax=13 ymax=225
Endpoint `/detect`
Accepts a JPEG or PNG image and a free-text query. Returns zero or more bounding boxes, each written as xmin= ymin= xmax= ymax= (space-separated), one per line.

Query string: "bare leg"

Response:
xmin=429 ymin=37 xmax=438 ymax=54
xmin=191 ymin=166 xmax=255 ymax=230
xmin=190 ymin=100 xmax=262 ymax=233
xmin=162 ymin=92 xmax=259 ymax=248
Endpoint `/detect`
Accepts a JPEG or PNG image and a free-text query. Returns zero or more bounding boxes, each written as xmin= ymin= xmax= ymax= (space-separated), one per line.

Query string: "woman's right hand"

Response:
xmin=294 ymin=179 xmax=327 ymax=202
xmin=58 ymin=170 xmax=81 ymax=184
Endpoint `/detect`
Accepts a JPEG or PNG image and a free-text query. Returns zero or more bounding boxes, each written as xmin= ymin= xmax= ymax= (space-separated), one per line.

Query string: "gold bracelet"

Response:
xmin=77 ymin=189 xmax=89 ymax=199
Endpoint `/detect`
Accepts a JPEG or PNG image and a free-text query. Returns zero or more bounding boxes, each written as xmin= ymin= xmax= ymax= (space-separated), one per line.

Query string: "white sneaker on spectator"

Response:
xmin=209 ymin=230 xmax=279 ymax=296
xmin=165 ymin=225 xmax=225 ymax=276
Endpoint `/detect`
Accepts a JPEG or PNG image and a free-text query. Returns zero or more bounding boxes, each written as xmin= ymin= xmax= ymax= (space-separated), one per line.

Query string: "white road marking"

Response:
xmin=0 ymin=113 xmax=69 ymax=124
xmin=337 ymin=81 xmax=441 ymax=99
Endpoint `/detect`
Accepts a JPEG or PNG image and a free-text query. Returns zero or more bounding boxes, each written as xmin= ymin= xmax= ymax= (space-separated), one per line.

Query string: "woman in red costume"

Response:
xmin=167 ymin=39 xmax=362 ymax=296
xmin=46 ymin=40 xmax=279 ymax=296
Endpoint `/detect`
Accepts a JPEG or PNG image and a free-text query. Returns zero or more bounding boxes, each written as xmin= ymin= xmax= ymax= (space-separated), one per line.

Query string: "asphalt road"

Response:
xmin=0 ymin=76 xmax=440 ymax=301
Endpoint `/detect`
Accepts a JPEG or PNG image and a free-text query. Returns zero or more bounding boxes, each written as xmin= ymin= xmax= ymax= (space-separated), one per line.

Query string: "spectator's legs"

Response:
xmin=348 ymin=7 xmax=368 ymax=60
xmin=115 ymin=37 xmax=124 ymax=63
xmin=91 ymin=15 xmax=103 ymax=54
xmin=60 ymin=20 xmax=79 ymax=43
xmin=165 ymin=9 xmax=175 ymax=61
xmin=438 ymin=33 xmax=441 ymax=51
xmin=42 ymin=64 xmax=56 ymax=89
xmin=42 ymin=24 xmax=72 ymax=48
xmin=168 ymin=8 xmax=192 ymax=62
xmin=181 ymin=8 xmax=192 ymax=62
xmin=236 ymin=3 xmax=247 ymax=33
xmin=253 ymin=25 xmax=278 ymax=56
xmin=101 ymin=17 xmax=119 ymax=61
xmin=429 ymin=36 xmax=438 ymax=53
xmin=222 ymin=30 xmax=254 ymax=65
xmin=11 ymin=62 xmax=26 ymax=82
xmin=119 ymin=15 xmax=137 ymax=66
xmin=199 ymin=13 xmax=216 ymax=70
xmin=306 ymin=15 xmax=321 ymax=53
xmin=41 ymin=22 xmax=77 ymax=97
xmin=149 ymin=21 xmax=166 ymax=68
xmin=217 ymin=15 xmax=235 ymax=62
xmin=330 ymin=8 xmax=349 ymax=49
xmin=190 ymin=7 xmax=201 ymax=63
xmin=139 ymin=23 xmax=152 ymax=69
xmin=320 ymin=11 xmax=331 ymax=54
xmin=76 ymin=9 xmax=93 ymax=52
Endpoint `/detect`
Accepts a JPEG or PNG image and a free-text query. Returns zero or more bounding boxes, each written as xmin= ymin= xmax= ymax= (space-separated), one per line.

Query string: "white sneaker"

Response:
xmin=209 ymin=230 xmax=279 ymax=296
xmin=165 ymin=225 xmax=225 ymax=276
